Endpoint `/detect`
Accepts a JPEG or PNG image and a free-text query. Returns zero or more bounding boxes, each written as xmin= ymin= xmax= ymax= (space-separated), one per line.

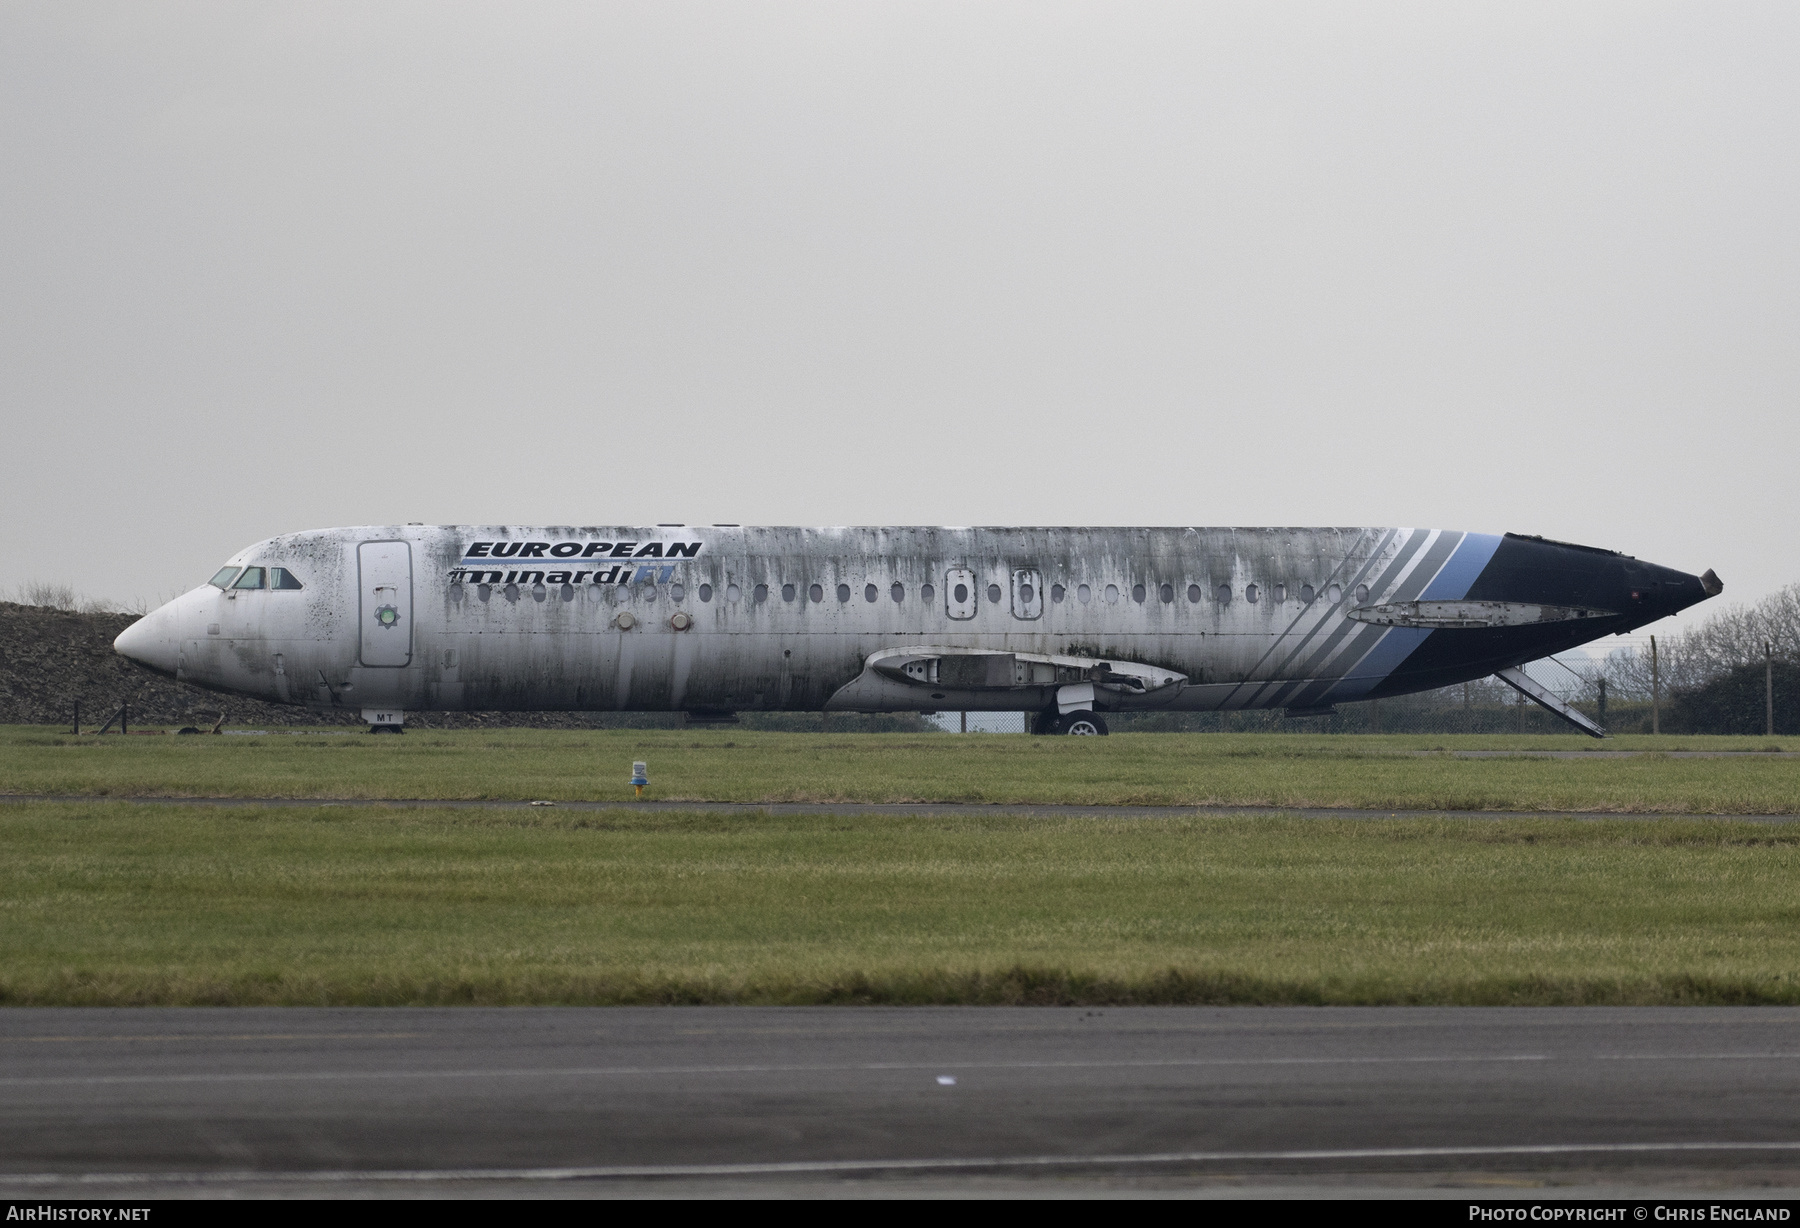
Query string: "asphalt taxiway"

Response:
xmin=5 ymin=1007 xmax=1800 ymax=1197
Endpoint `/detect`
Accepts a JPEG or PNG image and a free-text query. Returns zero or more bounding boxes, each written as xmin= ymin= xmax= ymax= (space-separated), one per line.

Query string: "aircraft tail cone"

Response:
xmin=1701 ymin=569 xmax=1724 ymax=597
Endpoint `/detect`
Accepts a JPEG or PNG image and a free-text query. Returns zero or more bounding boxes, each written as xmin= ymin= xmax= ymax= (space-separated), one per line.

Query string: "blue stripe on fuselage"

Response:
xmin=1418 ymin=532 xmax=1503 ymax=601
xmin=1323 ymin=530 xmax=1504 ymax=701
xmin=1329 ymin=627 xmax=1430 ymax=701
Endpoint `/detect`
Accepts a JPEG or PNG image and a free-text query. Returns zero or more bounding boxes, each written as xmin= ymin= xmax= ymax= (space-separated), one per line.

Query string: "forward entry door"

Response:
xmin=358 ymin=541 xmax=413 ymax=667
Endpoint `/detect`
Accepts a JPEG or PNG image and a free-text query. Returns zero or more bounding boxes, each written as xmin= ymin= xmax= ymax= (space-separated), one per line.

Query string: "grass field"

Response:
xmin=6 ymin=801 xmax=1800 ymax=1007
xmin=3 ymin=726 xmax=1797 ymax=813
xmin=6 ymin=728 xmax=1798 ymax=1006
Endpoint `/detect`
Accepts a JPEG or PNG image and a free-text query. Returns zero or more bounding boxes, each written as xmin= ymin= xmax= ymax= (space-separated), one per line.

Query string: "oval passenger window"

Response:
xmin=1131 ymin=584 xmax=1146 ymax=603
xmin=987 ymin=584 xmax=1002 ymax=603
xmin=1245 ymin=584 xmax=1258 ymax=603
xmin=865 ymin=583 xmax=878 ymax=603
xmin=1051 ymin=584 xmax=1065 ymax=603
xmin=671 ymin=583 xmax=685 ymax=601
xmin=560 ymin=584 xmax=575 ymax=602
xmin=1187 ymin=584 xmax=1202 ymax=603
xmin=699 ymin=584 xmax=713 ymax=602
xmin=1077 ymin=584 xmax=1091 ymax=603
xmin=1159 ymin=584 xmax=1173 ymax=603
xmin=954 ymin=584 xmax=968 ymax=603
xmin=1327 ymin=584 xmax=1342 ymax=603
xmin=809 ymin=584 xmax=823 ymax=602
xmin=837 ymin=584 xmax=851 ymax=602
xmin=478 ymin=585 xmax=492 ymax=602
xmin=782 ymin=584 xmax=796 ymax=602
xmin=1020 ymin=583 xmax=1034 ymax=604
xmin=754 ymin=584 xmax=768 ymax=603
xmin=504 ymin=584 xmax=520 ymax=602
xmin=1274 ymin=584 xmax=1286 ymax=602
xmin=1216 ymin=585 xmax=1231 ymax=604
xmin=1105 ymin=584 xmax=1119 ymax=604
xmin=891 ymin=583 xmax=905 ymax=603
xmin=1355 ymin=584 xmax=1370 ymax=603
xmin=726 ymin=583 xmax=741 ymax=602
xmin=921 ymin=584 xmax=934 ymax=602
xmin=1301 ymin=584 xmax=1314 ymax=603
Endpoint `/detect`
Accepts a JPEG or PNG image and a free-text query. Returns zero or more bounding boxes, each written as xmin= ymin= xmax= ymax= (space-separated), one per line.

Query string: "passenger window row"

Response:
xmin=1040 ymin=581 xmax=1353 ymax=606
xmin=455 ymin=574 xmax=1369 ymax=610
xmin=694 ymin=578 xmax=1358 ymax=607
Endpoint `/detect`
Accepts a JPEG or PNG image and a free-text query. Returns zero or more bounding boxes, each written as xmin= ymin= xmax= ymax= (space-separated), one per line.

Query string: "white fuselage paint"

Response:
xmin=109 ymin=524 xmax=1566 ymax=718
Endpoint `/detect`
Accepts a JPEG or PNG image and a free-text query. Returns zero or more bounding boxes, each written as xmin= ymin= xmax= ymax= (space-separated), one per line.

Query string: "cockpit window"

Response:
xmin=232 ymin=567 xmax=266 ymax=590
xmin=269 ymin=567 xmax=304 ymax=590
xmin=209 ymin=567 xmax=242 ymax=589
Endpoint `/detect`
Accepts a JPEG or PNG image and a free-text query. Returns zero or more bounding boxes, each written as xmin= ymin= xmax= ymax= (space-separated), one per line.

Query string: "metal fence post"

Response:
xmin=1651 ymin=635 xmax=1660 ymax=735
xmin=1768 ymin=641 xmax=1776 ymax=737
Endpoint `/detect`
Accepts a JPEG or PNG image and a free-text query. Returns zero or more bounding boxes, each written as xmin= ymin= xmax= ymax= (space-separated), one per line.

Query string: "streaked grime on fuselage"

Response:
xmin=112 ymin=525 xmax=1716 ymax=726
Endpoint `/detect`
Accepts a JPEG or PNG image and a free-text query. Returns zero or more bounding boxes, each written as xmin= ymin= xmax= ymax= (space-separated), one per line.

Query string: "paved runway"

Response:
xmin=6 ymin=1007 xmax=1800 ymax=1197
xmin=5 ymin=793 xmax=1794 ymax=821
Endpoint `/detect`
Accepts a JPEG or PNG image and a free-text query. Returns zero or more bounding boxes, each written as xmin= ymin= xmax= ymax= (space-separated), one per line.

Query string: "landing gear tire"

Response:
xmin=1057 ymin=711 xmax=1108 ymax=736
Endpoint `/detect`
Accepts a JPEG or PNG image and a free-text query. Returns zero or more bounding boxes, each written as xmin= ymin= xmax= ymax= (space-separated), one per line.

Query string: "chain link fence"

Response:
xmin=1108 ymin=671 xmax=1640 ymax=735
xmin=935 ymin=634 xmax=1796 ymax=735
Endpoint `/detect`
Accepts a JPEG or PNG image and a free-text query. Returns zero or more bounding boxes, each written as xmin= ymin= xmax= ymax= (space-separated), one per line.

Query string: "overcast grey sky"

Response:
xmin=2 ymin=2 xmax=1793 ymax=626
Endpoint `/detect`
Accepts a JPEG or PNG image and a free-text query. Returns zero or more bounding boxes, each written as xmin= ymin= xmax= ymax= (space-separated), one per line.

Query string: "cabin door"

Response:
xmin=945 ymin=568 xmax=977 ymax=619
xmin=358 ymin=541 xmax=413 ymax=667
xmin=1011 ymin=569 xmax=1043 ymax=620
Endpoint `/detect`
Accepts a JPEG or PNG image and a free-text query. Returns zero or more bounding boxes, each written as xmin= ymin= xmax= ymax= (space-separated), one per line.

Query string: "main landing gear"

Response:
xmin=1031 ymin=710 xmax=1110 ymax=736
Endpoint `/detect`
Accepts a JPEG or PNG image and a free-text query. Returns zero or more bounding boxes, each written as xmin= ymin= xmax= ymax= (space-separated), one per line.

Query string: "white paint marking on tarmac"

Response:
xmin=0 ymin=1033 xmax=426 ymax=1045
xmin=8 ymin=1141 xmax=1800 ymax=1186
xmin=16 ymin=1050 xmax=1800 ymax=1088
xmin=0 ymin=1054 xmax=1552 ymax=1086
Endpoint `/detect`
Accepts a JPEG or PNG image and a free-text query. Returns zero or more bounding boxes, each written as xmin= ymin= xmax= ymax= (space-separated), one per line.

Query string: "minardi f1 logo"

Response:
xmin=452 ymin=563 xmax=678 ymax=586
xmin=451 ymin=539 xmax=702 ymax=588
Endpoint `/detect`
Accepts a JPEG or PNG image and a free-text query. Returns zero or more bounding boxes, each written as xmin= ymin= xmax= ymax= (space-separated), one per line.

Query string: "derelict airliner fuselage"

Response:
xmin=113 ymin=525 xmax=1719 ymax=735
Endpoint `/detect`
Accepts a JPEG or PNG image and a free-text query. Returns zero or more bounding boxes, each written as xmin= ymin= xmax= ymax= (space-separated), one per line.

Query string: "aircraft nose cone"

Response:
xmin=114 ymin=607 xmax=178 ymax=676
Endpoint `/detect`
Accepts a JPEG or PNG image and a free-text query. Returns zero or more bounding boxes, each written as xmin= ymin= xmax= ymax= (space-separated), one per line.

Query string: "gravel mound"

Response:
xmin=0 ymin=602 xmax=355 ymax=728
